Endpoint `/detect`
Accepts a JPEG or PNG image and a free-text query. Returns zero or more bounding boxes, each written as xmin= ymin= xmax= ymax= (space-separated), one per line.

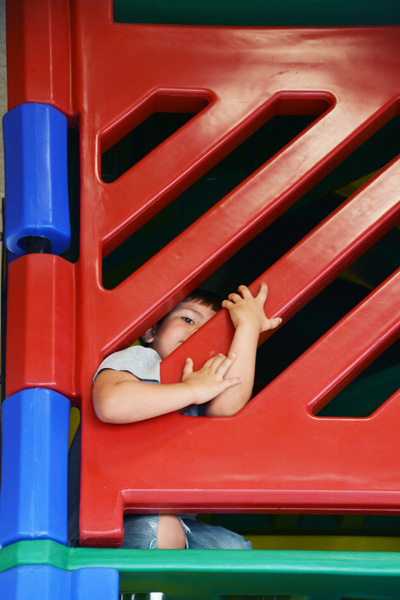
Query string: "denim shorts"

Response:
xmin=121 ymin=514 xmax=252 ymax=550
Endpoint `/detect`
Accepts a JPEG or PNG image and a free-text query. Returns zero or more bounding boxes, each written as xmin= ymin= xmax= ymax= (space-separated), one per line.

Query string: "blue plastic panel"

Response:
xmin=0 ymin=565 xmax=119 ymax=600
xmin=3 ymin=103 xmax=71 ymax=256
xmin=0 ymin=389 xmax=70 ymax=546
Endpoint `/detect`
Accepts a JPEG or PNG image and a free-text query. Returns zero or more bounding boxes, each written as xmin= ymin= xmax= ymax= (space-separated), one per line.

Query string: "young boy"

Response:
xmin=90 ymin=282 xmax=281 ymax=550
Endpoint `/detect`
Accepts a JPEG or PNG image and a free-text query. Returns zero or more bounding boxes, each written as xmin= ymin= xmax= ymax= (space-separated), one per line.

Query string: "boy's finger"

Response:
xmin=182 ymin=357 xmax=193 ymax=376
xmin=222 ymin=299 xmax=233 ymax=309
xmin=203 ymin=354 xmax=224 ymax=369
xmin=257 ymin=282 xmax=269 ymax=302
xmin=222 ymin=352 xmax=236 ymax=366
xmin=268 ymin=317 xmax=282 ymax=329
xmin=228 ymin=292 xmax=242 ymax=302
xmin=238 ymin=284 xmax=252 ymax=298
xmin=215 ymin=352 xmax=236 ymax=376
xmin=222 ymin=376 xmax=243 ymax=389
xmin=210 ymin=353 xmax=227 ymax=370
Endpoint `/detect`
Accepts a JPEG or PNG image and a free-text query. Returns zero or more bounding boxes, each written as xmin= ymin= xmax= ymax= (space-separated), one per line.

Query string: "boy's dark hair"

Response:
xmin=182 ymin=288 xmax=222 ymax=314
xmin=140 ymin=288 xmax=222 ymax=347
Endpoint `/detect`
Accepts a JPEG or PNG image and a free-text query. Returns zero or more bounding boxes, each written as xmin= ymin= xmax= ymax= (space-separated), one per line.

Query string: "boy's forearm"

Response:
xmin=93 ymin=356 xmax=242 ymax=424
xmin=93 ymin=379 xmax=198 ymax=424
xmin=204 ymin=324 xmax=259 ymax=417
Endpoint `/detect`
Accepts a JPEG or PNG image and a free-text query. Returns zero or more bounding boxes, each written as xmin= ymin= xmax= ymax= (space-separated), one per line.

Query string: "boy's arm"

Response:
xmin=204 ymin=283 xmax=281 ymax=417
xmin=93 ymin=353 xmax=241 ymax=424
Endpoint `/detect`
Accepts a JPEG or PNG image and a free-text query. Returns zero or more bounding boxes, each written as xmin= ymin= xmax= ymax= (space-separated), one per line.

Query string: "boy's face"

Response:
xmin=145 ymin=300 xmax=217 ymax=360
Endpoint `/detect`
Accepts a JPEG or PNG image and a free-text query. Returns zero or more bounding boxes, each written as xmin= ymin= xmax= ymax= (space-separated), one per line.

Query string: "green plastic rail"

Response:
xmin=1 ymin=540 xmax=400 ymax=599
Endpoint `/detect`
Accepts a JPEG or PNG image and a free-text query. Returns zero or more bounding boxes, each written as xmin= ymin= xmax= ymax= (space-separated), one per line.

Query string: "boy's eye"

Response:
xmin=182 ymin=316 xmax=194 ymax=325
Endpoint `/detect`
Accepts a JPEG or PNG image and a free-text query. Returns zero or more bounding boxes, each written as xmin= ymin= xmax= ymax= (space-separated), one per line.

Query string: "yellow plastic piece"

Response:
xmin=68 ymin=407 xmax=80 ymax=450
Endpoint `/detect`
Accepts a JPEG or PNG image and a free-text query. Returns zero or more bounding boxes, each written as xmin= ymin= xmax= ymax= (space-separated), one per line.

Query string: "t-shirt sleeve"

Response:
xmin=93 ymin=345 xmax=201 ymax=416
xmin=93 ymin=346 xmax=161 ymax=383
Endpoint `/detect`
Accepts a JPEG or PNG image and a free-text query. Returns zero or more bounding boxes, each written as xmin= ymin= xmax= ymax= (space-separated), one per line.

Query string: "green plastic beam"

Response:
xmin=1 ymin=540 xmax=400 ymax=598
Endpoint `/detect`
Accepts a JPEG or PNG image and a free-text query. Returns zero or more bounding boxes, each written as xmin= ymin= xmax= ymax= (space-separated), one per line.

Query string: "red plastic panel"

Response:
xmin=81 ymin=271 xmax=400 ymax=545
xmin=6 ymin=255 xmax=75 ymax=399
xmin=5 ymin=0 xmax=400 ymax=545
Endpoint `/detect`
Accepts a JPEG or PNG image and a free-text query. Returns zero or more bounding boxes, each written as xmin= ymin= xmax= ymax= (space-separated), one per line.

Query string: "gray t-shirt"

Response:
xmin=94 ymin=345 xmax=201 ymax=417
xmin=94 ymin=345 xmax=161 ymax=383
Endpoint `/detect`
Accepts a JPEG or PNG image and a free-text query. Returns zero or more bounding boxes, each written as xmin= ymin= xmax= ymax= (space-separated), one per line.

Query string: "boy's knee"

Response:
xmin=157 ymin=515 xmax=186 ymax=549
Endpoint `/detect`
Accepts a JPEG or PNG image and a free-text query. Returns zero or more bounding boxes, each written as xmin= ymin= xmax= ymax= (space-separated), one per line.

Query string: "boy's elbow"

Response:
xmin=93 ymin=386 xmax=142 ymax=424
xmin=93 ymin=389 xmax=122 ymax=424
xmin=205 ymin=394 xmax=250 ymax=417
xmin=93 ymin=396 xmax=115 ymax=423
xmin=205 ymin=405 xmax=242 ymax=417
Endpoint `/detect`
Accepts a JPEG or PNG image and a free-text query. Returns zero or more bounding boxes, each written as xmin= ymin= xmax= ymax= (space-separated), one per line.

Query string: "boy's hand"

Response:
xmin=181 ymin=353 xmax=242 ymax=404
xmin=222 ymin=283 xmax=282 ymax=334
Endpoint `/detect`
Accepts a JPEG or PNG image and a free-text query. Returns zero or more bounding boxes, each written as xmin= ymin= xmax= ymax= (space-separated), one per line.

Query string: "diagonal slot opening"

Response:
xmin=206 ymin=114 xmax=400 ymax=296
xmin=100 ymin=92 xmax=210 ymax=183
xmin=315 ymin=344 xmax=400 ymax=418
xmin=246 ymin=226 xmax=400 ymax=410
xmin=200 ymin=115 xmax=400 ymax=416
xmin=102 ymin=97 xmax=330 ymax=289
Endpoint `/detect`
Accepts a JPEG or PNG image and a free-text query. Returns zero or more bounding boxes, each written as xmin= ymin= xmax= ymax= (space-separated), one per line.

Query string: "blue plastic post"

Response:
xmin=3 ymin=103 xmax=71 ymax=257
xmin=0 ymin=565 xmax=119 ymax=600
xmin=0 ymin=389 xmax=70 ymax=546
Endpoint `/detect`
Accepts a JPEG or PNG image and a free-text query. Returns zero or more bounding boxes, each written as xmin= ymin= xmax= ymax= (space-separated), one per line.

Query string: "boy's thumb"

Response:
xmin=182 ymin=357 xmax=193 ymax=376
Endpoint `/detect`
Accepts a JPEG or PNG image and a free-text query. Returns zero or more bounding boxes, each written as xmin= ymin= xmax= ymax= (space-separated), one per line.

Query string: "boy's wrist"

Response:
xmin=234 ymin=320 xmax=262 ymax=336
xmin=180 ymin=380 xmax=202 ymax=404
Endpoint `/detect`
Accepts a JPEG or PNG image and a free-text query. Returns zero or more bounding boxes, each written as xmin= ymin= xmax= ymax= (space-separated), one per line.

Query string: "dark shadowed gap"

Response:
xmin=102 ymin=109 xmax=327 ymax=289
xmin=113 ymin=0 xmax=399 ymax=26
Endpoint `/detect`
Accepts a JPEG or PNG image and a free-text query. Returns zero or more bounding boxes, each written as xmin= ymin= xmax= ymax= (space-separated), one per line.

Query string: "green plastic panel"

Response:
xmin=2 ymin=540 xmax=400 ymax=598
xmin=114 ymin=0 xmax=400 ymax=26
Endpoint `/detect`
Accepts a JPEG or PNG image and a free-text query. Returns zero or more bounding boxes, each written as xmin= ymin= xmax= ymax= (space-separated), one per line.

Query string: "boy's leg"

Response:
xmin=157 ymin=515 xmax=186 ymax=549
xmin=178 ymin=516 xmax=252 ymax=549
xmin=121 ymin=514 xmax=186 ymax=549
xmin=121 ymin=514 xmax=161 ymax=549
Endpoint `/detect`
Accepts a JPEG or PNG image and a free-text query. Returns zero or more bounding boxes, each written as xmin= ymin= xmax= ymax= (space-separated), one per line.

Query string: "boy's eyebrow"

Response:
xmin=177 ymin=306 xmax=203 ymax=317
xmin=175 ymin=304 xmax=212 ymax=319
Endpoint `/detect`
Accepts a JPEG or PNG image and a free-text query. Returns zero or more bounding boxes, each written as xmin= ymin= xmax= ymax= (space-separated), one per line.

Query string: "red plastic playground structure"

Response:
xmin=1 ymin=0 xmax=400 ymax=598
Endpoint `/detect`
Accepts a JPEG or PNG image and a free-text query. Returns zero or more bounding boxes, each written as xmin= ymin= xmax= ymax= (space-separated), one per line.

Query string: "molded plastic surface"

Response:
xmin=4 ymin=0 xmax=400 ymax=545
xmin=81 ymin=271 xmax=400 ymax=545
xmin=0 ymin=389 xmax=70 ymax=546
xmin=3 ymin=103 xmax=70 ymax=256
xmin=0 ymin=565 xmax=119 ymax=600
xmin=1 ymin=540 xmax=400 ymax=599
xmin=6 ymin=255 xmax=75 ymax=399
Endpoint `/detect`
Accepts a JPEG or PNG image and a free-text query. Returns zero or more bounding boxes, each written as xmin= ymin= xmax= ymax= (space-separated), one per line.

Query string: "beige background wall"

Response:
xmin=1 ymin=0 xmax=6 ymax=375
xmin=0 ymin=0 xmax=5 ymax=204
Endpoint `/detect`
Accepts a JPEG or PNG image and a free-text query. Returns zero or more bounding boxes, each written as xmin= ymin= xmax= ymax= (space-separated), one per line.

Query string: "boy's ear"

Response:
xmin=141 ymin=326 xmax=156 ymax=344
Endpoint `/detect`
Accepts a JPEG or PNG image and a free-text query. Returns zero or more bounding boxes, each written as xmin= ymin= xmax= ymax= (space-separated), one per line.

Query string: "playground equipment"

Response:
xmin=1 ymin=0 xmax=400 ymax=597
